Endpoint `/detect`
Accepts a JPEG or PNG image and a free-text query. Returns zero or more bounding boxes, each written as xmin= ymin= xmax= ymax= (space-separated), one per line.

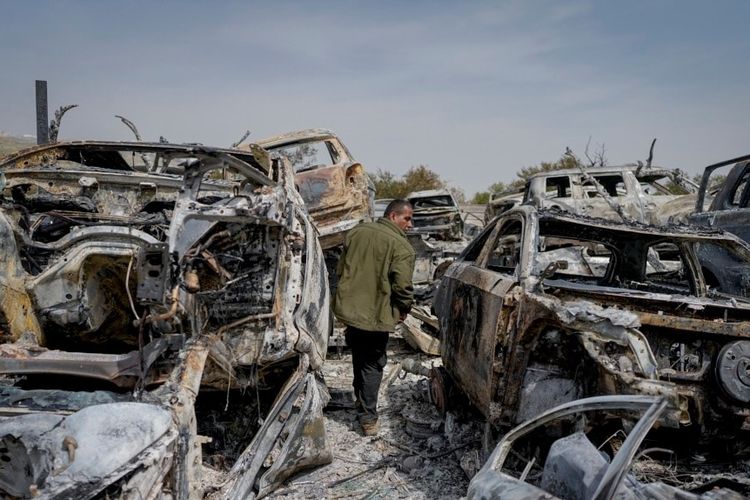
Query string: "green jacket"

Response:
xmin=333 ymin=218 xmax=416 ymax=332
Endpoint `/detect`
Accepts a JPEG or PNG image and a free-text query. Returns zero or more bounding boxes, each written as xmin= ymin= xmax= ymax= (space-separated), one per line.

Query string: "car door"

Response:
xmin=695 ymin=163 xmax=750 ymax=243
xmin=437 ymin=215 xmax=524 ymax=417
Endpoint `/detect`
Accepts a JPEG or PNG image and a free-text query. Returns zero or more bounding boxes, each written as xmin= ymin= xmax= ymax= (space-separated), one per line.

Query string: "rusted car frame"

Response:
xmin=253 ymin=129 xmax=374 ymax=249
xmin=0 ymin=141 xmax=331 ymax=498
xmin=435 ymin=206 xmax=750 ymax=449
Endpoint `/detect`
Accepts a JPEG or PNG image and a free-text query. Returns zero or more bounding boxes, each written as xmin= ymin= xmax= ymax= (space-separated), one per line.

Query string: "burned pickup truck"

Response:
xmin=435 ymin=206 xmax=750 ymax=451
xmin=0 ymin=141 xmax=331 ymax=498
xmin=252 ymin=129 xmax=374 ymax=249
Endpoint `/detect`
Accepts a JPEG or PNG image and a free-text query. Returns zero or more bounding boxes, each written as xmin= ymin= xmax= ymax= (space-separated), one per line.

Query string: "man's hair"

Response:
xmin=384 ymin=199 xmax=412 ymax=217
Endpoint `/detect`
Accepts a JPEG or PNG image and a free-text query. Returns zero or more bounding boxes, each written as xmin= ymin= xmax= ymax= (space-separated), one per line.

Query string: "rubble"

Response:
xmin=267 ymin=338 xmax=483 ymax=500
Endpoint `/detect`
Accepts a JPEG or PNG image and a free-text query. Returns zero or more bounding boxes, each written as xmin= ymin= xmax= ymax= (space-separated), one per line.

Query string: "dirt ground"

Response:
xmin=264 ymin=334 xmax=483 ymax=500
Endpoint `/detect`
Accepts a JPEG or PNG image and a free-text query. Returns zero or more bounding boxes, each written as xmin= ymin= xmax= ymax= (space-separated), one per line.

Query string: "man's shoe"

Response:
xmin=360 ymin=420 xmax=379 ymax=436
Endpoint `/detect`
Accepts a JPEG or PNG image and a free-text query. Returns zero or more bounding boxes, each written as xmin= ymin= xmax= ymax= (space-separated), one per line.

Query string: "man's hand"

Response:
xmin=399 ymin=311 xmax=408 ymax=322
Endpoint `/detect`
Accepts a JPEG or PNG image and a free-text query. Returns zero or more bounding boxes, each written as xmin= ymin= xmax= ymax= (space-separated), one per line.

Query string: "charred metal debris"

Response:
xmin=0 ymin=141 xmax=332 ymax=498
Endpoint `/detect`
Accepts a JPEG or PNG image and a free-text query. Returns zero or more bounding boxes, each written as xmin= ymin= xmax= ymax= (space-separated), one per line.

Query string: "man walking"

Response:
xmin=333 ymin=199 xmax=415 ymax=436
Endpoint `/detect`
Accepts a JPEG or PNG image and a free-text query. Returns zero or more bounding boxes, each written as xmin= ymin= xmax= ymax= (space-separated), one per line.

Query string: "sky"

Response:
xmin=1 ymin=1 xmax=748 ymax=196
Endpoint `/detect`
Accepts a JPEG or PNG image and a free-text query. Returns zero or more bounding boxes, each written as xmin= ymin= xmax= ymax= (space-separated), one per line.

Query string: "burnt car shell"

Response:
xmin=408 ymin=189 xmax=463 ymax=240
xmin=484 ymin=189 xmax=523 ymax=224
xmin=468 ymin=396 xmax=747 ymax=499
xmin=435 ymin=205 xmax=750 ymax=449
xmin=523 ymin=165 xmax=697 ymax=225
xmin=0 ymin=141 xmax=331 ymax=498
xmin=252 ymin=129 xmax=374 ymax=249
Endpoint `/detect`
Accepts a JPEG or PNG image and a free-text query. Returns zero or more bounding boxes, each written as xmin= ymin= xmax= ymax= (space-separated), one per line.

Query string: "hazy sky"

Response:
xmin=1 ymin=1 xmax=748 ymax=195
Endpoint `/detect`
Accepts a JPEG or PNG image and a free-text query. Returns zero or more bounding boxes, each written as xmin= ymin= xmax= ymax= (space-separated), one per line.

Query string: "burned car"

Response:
xmin=373 ymin=198 xmax=393 ymax=219
xmin=469 ymin=396 xmax=749 ymax=499
xmin=691 ymin=153 xmax=750 ymax=244
xmin=0 ymin=141 xmax=331 ymax=498
xmin=435 ymin=205 xmax=750 ymax=450
xmin=252 ymin=129 xmax=374 ymax=249
xmin=483 ymin=189 xmax=523 ymax=224
xmin=408 ymin=189 xmax=464 ymax=240
xmin=524 ymin=165 xmax=698 ymax=224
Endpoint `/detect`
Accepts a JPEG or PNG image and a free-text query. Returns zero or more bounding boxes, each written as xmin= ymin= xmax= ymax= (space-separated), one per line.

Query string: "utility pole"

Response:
xmin=35 ymin=80 xmax=49 ymax=145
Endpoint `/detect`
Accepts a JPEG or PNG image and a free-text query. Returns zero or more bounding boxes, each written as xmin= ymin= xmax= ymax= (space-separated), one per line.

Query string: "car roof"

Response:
xmin=1 ymin=140 xmax=270 ymax=174
xmin=407 ymin=189 xmax=453 ymax=199
xmin=502 ymin=205 xmax=743 ymax=242
xmin=253 ymin=129 xmax=337 ymax=149
xmin=527 ymin=165 xmax=674 ymax=180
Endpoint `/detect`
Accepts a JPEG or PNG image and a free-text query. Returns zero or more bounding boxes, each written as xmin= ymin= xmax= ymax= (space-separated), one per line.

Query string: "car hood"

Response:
xmin=0 ymin=402 xmax=172 ymax=497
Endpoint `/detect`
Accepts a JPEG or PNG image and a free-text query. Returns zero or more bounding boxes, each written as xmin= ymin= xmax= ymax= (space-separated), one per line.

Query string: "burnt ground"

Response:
xmin=266 ymin=334 xmax=484 ymax=500
xmin=200 ymin=333 xmax=750 ymax=499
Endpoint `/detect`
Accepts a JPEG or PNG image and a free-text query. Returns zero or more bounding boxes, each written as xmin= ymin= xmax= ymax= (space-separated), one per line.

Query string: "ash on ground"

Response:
xmin=266 ymin=335 xmax=483 ymax=499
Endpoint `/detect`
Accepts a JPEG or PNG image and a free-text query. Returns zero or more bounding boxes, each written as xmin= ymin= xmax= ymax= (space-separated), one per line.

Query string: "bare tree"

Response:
xmin=48 ymin=104 xmax=78 ymax=143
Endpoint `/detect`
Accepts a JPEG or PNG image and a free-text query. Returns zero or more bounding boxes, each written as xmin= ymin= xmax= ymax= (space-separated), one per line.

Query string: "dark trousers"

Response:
xmin=345 ymin=327 xmax=389 ymax=424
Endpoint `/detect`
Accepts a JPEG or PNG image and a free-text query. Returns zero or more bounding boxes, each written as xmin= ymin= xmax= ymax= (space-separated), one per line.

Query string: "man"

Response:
xmin=333 ymin=199 xmax=415 ymax=436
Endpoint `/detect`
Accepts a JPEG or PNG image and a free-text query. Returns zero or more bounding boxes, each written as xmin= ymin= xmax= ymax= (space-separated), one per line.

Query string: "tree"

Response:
xmin=369 ymin=164 xmax=447 ymax=199
xmin=401 ymin=165 xmax=444 ymax=193
xmin=370 ymin=169 xmax=407 ymax=198
xmin=471 ymin=192 xmax=490 ymax=204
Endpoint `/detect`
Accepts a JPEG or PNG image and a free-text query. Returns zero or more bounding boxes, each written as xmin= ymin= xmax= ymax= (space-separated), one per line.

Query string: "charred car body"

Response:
xmin=0 ymin=141 xmax=331 ymax=498
xmin=408 ymin=189 xmax=464 ymax=240
xmin=435 ymin=206 xmax=750 ymax=451
xmin=468 ymin=396 xmax=749 ymax=499
xmin=253 ymin=129 xmax=374 ymax=250
xmin=524 ymin=165 xmax=697 ymax=225
xmin=483 ymin=189 xmax=523 ymax=224
xmin=691 ymin=153 xmax=750 ymax=244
